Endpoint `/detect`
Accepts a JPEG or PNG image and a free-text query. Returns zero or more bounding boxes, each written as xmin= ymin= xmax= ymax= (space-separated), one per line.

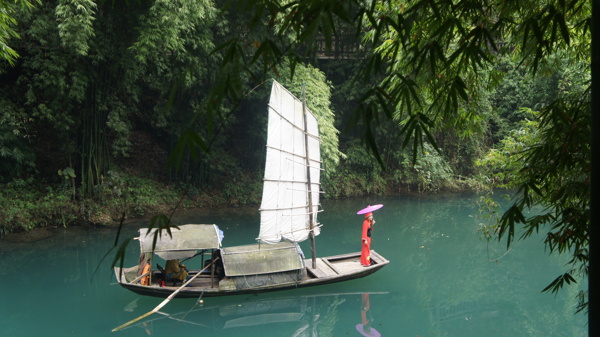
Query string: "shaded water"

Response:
xmin=0 ymin=193 xmax=587 ymax=336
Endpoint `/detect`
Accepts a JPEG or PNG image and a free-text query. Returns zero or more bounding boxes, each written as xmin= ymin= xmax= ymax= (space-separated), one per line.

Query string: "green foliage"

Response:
xmin=58 ymin=167 xmax=76 ymax=179
xmin=476 ymin=109 xmax=540 ymax=187
xmin=93 ymin=170 xmax=180 ymax=219
xmin=0 ymin=180 xmax=77 ymax=234
xmin=324 ymin=139 xmax=386 ymax=197
xmin=55 ymin=0 xmax=96 ymax=56
xmin=325 ymin=170 xmax=387 ymax=198
xmin=0 ymin=181 xmax=38 ymax=234
xmin=1 ymin=0 xmax=222 ymax=195
xmin=0 ymin=171 xmax=185 ymax=235
xmin=476 ymin=190 xmax=508 ymax=241
xmin=350 ymin=0 xmax=588 ymax=164
xmin=325 ymin=138 xmax=464 ymax=198
xmin=489 ymin=55 xmax=586 ymax=143
xmin=478 ymin=89 xmax=591 ymax=311
xmin=0 ymin=99 xmax=36 ymax=181
xmin=0 ymin=0 xmax=38 ymax=65
xmin=213 ymin=0 xmax=589 ymax=171
xmin=106 ymin=104 xmax=132 ymax=158
xmin=398 ymin=143 xmax=455 ymax=193
xmin=131 ymin=0 xmax=217 ymax=72
xmin=276 ymin=63 xmax=344 ymax=177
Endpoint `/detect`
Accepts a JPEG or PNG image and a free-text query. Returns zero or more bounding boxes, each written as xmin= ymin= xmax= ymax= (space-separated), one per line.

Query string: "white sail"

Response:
xmin=259 ymin=80 xmax=321 ymax=244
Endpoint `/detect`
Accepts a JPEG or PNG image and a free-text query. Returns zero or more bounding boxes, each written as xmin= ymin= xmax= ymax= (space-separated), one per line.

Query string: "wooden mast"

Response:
xmin=302 ymin=83 xmax=317 ymax=269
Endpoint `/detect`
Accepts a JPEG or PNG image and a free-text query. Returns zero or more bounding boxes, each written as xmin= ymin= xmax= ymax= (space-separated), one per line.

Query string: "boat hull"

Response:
xmin=114 ymin=250 xmax=389 ymax=298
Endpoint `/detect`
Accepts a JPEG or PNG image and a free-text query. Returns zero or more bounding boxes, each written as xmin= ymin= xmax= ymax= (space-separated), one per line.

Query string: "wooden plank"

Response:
xmin=330 ymin=260 xmax=360 ymax=274
xmin=305 ymin=258 xmax=339 ymax=278
xmin=316 ymin=259 xmax=338 ymax=277
xmin=370 ymin=250 xmax=389 ymax=264
xmin=321 ymin=258 xmax=340 ymax=275
xmin=306 ymin=264 xmax=326 ymax=278
xmin=305 ymin=258 xmax=327 ymax=278
xmin=326 ymin=252 xmax=361 ymax=261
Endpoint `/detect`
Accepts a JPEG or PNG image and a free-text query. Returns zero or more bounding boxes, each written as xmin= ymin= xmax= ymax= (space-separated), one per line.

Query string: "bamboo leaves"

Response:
xmin=168 ymin=128 xmax=208 ymax=171
xmin=517 ymin=0 xmax=590 ymax=74
xmin=55 ymin=0 xmax=97 ymax=56
xmin=542 ymin=272 xmax=578 ymax=295
xmin=0 ymin=0 xmax=38 ymax=65
xmin=479 ymin=88 xmax=590 ymax=308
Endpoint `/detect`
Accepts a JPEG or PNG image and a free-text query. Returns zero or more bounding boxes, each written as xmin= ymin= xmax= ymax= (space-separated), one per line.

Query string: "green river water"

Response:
xmin=0 ymin=193 xmax=587 ymax=336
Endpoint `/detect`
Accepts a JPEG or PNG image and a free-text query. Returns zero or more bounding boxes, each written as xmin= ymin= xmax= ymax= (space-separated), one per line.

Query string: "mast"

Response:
xmin=302 ymin=83 xmax=317 ymax=269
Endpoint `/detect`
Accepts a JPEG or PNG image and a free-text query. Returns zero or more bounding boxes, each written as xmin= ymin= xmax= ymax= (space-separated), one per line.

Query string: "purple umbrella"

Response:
xmin=356 ymin=324 xmax=381 ymax=337
xmin=357 ymin=204 xmax=384 ymax=215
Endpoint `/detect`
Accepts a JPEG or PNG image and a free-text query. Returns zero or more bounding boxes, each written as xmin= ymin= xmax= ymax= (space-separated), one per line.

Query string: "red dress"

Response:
xmin=360 ymin=218 xmax=372 ymax=266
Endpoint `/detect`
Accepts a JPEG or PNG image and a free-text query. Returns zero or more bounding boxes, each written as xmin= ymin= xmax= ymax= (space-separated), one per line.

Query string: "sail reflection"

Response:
xmin=120 ymin=291 xmax=386 ymax=336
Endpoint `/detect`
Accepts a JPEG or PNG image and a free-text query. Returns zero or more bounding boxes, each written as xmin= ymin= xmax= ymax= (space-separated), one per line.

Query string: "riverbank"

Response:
xmin=0 ymin=167 xmax=482 ymax=238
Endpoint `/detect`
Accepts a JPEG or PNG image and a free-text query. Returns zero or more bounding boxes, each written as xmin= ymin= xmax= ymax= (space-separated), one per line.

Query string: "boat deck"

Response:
xmin=304 ymin=250 xmax=387 ymax=279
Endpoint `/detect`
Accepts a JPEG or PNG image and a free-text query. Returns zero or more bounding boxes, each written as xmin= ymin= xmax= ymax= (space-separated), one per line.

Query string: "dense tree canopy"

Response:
xmin=0 ymin=0 xmax=593 ymax=326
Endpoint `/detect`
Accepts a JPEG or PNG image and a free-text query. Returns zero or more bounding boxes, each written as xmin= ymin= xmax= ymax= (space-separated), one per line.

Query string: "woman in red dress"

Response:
xmin=360 ymin=212 xmax=375 ymax=266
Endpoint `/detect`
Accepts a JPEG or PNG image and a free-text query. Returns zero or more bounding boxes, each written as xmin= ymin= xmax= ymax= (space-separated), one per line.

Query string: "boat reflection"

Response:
xmin=120 ymin=291 xmax=387 ymax=336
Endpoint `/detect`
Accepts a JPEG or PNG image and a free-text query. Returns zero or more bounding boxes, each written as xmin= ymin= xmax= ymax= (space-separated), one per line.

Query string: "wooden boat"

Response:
xmin=114 ymin=80 xmax=389 ymax=298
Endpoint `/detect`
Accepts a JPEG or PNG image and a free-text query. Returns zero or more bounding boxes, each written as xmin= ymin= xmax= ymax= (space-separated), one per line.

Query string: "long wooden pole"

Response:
xmin=128 ymin=270 xmax=150 ymax=284
xmin=112 ymin=258 xmax=219 ymax=332
xmin=302 ymin=84 xmax=317 ymax=269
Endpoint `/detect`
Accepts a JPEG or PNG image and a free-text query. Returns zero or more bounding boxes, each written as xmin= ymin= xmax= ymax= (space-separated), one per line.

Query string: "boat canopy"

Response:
xmin=139 ymin=224 xmax=222 ymax=260
xmin=220 ymin=241 xmax=304 ymax=276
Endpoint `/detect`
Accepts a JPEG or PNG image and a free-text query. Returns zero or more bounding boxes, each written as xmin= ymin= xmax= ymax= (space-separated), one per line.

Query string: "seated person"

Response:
xmin=139 ymin=260 xmax=151 ymax=285
xmin=165 ymin=259 xmax=189 ymax=282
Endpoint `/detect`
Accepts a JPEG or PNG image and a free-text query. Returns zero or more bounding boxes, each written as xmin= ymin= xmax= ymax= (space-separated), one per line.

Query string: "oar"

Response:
xmin=179 ymin=292 xmax=204 ymax=323
xmin=112 ymin=258 xmax=219 ymax=332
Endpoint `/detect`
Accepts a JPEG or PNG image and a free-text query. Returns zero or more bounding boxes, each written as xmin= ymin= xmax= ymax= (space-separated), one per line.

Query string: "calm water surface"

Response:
xmin=0 ymin=193 xmax=587 ymax=336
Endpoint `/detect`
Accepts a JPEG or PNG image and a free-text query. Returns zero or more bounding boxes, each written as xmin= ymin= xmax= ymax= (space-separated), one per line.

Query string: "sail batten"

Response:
xmin=259 ymin=205 xmax=322 ymax=211
xmin=259 ymin=80 xmax=321 ymax=244
xmin=266 ymin=146 xmax=322 ymax=164
xmin=263 ymin=178 xmax=321 ymax=185
xmin=267 ymin=105 xmax=320 ymax=140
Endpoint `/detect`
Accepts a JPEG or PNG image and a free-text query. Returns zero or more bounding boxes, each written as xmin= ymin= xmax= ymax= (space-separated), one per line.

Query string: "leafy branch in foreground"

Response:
xmin=478 ymin=87 xmax=591 ymax=312
xmin=0 ymin=0 xmax=39 ymax=65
